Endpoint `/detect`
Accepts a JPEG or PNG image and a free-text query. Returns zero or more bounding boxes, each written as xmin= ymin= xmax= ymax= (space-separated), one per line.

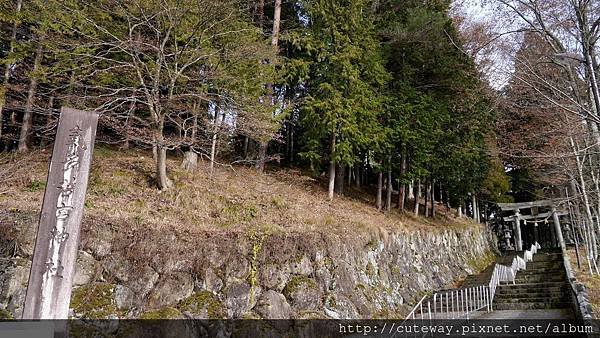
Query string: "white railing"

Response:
xmin=404 ymin=242 xmax=540 ymax=321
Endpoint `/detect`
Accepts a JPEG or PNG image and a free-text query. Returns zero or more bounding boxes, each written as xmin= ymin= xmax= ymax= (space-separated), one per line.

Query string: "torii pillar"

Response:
xmin=552 ymin=206 xmax=573 ymax=274
xmin=552 ymin=206 xmax=566 ymax=251
xmin=532 ymin=207 xmax=540 ymax=244
xmin=513 ymin=209 xmax=523 ymax=251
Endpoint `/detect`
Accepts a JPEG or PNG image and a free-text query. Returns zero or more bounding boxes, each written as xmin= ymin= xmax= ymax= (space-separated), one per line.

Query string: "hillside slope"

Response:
xmin=1 ymin=146 xmax=472 ymax=238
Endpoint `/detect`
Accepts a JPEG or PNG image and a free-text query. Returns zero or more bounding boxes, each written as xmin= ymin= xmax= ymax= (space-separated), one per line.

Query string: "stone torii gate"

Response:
xmin=498 ymin=200 xmax=568 ymax=251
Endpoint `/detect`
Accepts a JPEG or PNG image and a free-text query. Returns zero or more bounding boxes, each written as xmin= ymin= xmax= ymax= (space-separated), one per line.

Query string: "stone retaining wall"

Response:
xmin=0 ymin=211 xmax=495 ymax=319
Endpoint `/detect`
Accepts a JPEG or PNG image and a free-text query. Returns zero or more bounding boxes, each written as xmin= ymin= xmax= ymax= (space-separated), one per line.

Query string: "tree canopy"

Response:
xmin=0 ymin=0 xmax=506 ymax=218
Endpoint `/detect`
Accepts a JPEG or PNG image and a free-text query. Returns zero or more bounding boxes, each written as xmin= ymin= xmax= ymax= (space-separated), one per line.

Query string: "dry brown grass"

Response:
xmin=0 ymin=146 xmax=479 ymax=238
xmin=567 ymin=247 xmax=600 ymax=316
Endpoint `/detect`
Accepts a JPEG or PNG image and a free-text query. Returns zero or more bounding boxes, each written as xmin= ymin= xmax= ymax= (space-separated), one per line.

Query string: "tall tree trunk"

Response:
xmin=424 ymin=180 xmax=430 ymax=217
xmin=156 ymin=145 xmax=171 ymax=190
xmin=256 ymin=0 xmax=282 ymax=173
xmin=413 ymin=179 xmax=420 ymax=216
xmin=181 ymin=151 xmax=198 ymax=172
xmin=271 ymin=0 xmax=282 ymax=46
xmin=471 ymin=195 xmax=477 ymax=223
xmin=210 ymin=102 xmax=221 ymax=174
xmin=431 ymin=178 xmax=436 ymax=217
xmin=290 ymin=127 xmax=296 ymax=166
xmin=476 ymin=197 xmax=480 ymax=223
xmin=152 ymin=101 xmax=172 ymax=190
xmin=0 ymin=0 xmax=22 ymax=141
xmin=256 ymin=142 xmax=268 ymax=172
xmin=584 ymin=145 xmax=600 ymax=260
xmin=347 ymin=165 xmax=352 ymax=186
xmin=575 ymin=4 xmax=600 ymax=118
xmin=155 ymin=120 xmax=172 ymax=190
xmin=181 ymin=103 xmax=199 ymax=172
xmin=328 ymin=134 xmax=336 ymax=201
xmin=582 ymin=219 xmax=594 ymax=274
xmin=18 ymin=41 xmax=43 ymax=153
xmin=376 ymin=171 xmax=383 ymax=211
xmin=398 ymin=151 xmax=407 ymax=211
xmin=483 ymin=203 xmax=488 ymax=225
xmin=286 ymin=121 xmax=291 ymax=165
xmin=355 ymin=164 xmax=360 ymax=188
xmin=289 ymin=126 xmax=294 ymax=164
xmin=570 ymin=136 xmax=596 ymax=261
xmin=328 ymin=161 xmax=336 ymax=201
xmin=385 ymin=167 xmax=392 ymax=211
xmin=334 ymin=165 xmax=345 ymax=194
xmin=471 ymin=194 xmax=477 ymax=221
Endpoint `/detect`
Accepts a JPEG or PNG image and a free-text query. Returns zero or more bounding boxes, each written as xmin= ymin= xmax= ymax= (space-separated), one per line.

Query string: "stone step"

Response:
xmin=494 ymin=295 xmax=570 ymax=303
xmin=495 ymin=286 xmax=568 ymax=294
xmin=522 ymin=266 xmax=564 ymax=272
xmin=493 ymin=301 xmax=572 ymax=310
xmin=497 ymin=282 xmax=568 ymax=289
xmin=495 ymin=291 xmax=568 ymax=299
xmin=532 ymin=252 xmax=563 ymax=257
xmin=530 ymin=254 xmax=564 ymax=262
xmin=516 ymin=271 xmax=565 ymax=278
xmin=514 ymin=275 xmax=566 ymax=283
xmin=513 ymin=279 xmax=566 ymax=286
xmin=525 ymin=261 xmax=564 ymax=268
xmin=517 ymin=270 xmax=565 ymax=277
xmin=528 ymin=260 xmax=564 ymax=266
xmin=429 ymin=252 xmax=573 ymax=315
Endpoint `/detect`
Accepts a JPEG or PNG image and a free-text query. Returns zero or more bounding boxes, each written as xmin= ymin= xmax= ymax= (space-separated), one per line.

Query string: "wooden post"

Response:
xmin=514 ymin=210 xmax=523 ymax=251
xmin=22 ymin=107 xmax=98 ymax=319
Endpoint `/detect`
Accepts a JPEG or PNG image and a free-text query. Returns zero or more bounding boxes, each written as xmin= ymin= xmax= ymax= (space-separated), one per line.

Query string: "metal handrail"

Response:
xmin=403 ymin=242 xmax=541 ymax=321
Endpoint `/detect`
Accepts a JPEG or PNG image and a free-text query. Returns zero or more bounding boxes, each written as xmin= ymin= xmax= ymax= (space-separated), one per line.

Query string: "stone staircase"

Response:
xmin=408 ymin=250 xmax=577 ymax=320
xmin=493 ymin=251 xmax=572 ymax=311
